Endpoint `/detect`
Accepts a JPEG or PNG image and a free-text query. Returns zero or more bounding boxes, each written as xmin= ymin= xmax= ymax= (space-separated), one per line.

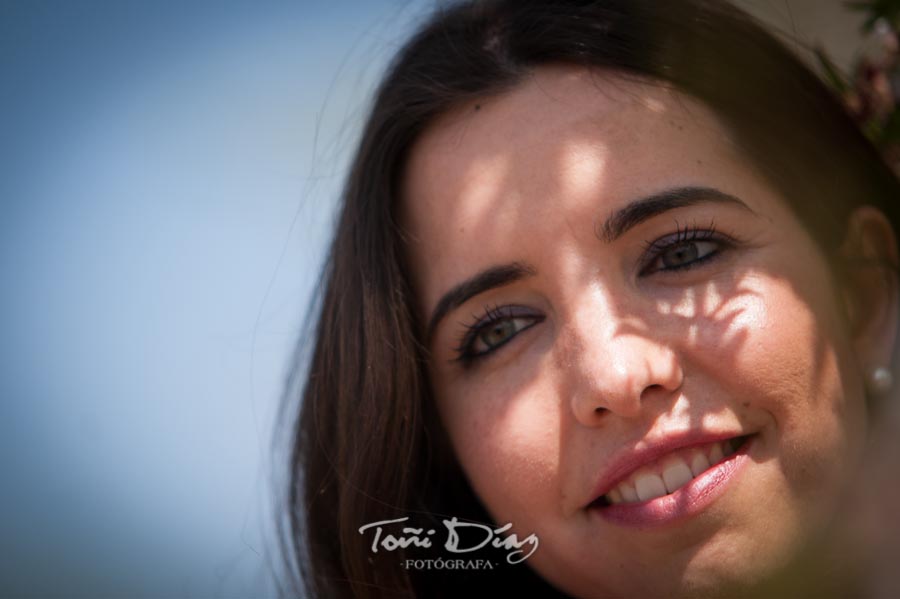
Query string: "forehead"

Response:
xmin=400 ymin=66 xmax=752 ymax=312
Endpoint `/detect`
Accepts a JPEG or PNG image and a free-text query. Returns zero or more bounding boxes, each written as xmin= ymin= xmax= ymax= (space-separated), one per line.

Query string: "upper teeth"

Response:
xmin=604 ymin=438 xmax=740 ymax=505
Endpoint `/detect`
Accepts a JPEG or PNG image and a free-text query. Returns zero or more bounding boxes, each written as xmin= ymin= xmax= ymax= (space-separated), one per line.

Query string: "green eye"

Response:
xmin=473 ymin=317 xmax=532 ymax=354
xmin=640 ymin=224 xmax=733 ymax=276
xmin=659 ymin=240 xmax=716 ymax=269
xmin=456 ymin=306 xmax=545 ymax=365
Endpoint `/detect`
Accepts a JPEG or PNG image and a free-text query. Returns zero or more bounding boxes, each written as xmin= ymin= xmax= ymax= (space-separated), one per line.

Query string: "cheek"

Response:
xmin=700 ymin=272 xmax=866 ymax=489
xmin=694 ymin=270 xmax=841 ymax=400
xmin=436 ymin=374 xmax=562 ymax=518
xmin=715 ymin=277 xmax=821 ymax=395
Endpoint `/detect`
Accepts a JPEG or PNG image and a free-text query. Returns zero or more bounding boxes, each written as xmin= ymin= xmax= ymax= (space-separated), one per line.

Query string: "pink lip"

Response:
xmin=585 ymin=429 xmax=750 ymax=508
xmin=589 ymin=436 xmax=753 ymax=527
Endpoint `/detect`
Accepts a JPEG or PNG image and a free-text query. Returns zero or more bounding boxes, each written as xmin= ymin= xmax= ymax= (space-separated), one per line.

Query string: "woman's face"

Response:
xmin=401 ymin=67 xmax=872 ymax=596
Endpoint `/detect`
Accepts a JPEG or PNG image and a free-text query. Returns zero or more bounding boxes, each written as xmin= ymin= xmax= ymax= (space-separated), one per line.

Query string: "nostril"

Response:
xmin=594 ymin=406 xmax=608 ymax=414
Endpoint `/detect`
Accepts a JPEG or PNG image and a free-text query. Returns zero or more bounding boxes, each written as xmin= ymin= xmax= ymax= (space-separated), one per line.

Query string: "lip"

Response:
xmin=589 ymin=435 xmax=753 ymax=527
xmin=584 ymin=430 xmax=753 ymax=521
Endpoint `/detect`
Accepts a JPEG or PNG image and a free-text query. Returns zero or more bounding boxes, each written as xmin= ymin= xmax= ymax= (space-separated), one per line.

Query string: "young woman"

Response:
xmin=282 ymin=1 xmax=900 ymax=596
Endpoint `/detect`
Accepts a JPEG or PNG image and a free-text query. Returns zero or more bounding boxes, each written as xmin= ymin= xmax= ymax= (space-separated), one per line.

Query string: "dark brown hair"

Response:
xmin=281 ymin=1 xmax=900 ymax=597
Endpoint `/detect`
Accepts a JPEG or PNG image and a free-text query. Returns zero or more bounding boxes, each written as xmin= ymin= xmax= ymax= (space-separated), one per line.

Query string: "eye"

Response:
xmin=472 ymin=316 xmax=535 ymax=354
xmin=454 ymin=305 xmax=544 ymax=365
xmin=657 ymin=239 xmax=718 ymax=270
xmin=640 ymin=224 xmax=733 ymax=276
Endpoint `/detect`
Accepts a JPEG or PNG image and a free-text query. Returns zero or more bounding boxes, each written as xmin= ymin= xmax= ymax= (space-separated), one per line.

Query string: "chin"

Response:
xmin=545 ymin=551 xmax=792 ymax=599
xmin=533 ymin=498 xmax=815 ymax=599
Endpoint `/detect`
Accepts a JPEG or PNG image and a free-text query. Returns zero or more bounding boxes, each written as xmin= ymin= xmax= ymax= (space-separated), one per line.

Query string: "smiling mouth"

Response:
xmin=590 ymin=435 xmax=753 ymax=508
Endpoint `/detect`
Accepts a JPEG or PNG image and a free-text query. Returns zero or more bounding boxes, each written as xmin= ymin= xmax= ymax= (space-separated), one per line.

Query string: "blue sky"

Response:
xmin=0 ymin=1 xmax=430 ymax=596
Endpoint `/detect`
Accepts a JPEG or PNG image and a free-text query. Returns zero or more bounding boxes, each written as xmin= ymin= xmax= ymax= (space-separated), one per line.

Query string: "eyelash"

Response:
xmin=453 ymin=221 xmax=735 ymax=366
xmin=638 ymin=220 xmax=733 ymax=276
xmin=452 ymin=305 xmax=544 ymax=367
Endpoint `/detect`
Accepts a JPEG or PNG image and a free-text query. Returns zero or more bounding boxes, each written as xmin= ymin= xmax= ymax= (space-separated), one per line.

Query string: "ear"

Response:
xmin=837 ymin=206 xmax=900 ymax=372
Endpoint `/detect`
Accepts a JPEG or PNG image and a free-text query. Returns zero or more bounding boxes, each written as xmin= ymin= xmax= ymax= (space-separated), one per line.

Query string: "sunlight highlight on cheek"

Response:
xmin=673 ymin=288 xmax=697 ymax=318
xmin=656 ymin=283 xmax=723 ymax=322
xmin=721 ymin=295 xmax=769 ymax=346
xmin=687 ymin=322 xmax=699 ymax=345
xmin=702 ymin=281 xmax=724 ymax=311
xmin=727 ymin=278 xmax=774 ymax=331
xmin=689 ymin=276 xmax=773 ymax=359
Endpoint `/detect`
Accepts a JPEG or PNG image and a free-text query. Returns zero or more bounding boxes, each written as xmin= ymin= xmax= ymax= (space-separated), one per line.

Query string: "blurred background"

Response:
xmin=0 ymin=1 xmax=871 ymax=597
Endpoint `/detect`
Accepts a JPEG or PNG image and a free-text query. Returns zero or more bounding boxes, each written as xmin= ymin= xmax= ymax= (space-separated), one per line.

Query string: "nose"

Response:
xmin=565 ymin=301 xmax=684 ymax=425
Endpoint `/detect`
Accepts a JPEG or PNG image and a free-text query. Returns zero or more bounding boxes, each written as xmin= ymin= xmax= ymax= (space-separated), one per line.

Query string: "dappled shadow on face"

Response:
xmin=404 ymin=67 xmax=855 ymax=596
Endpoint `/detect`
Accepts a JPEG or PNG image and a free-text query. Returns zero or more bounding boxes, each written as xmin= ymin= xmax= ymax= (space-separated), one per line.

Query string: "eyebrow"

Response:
xmin=425 ymin=186 xmax=754 ymax=342
xmin=597 ymin=186 xmax=755 ymax=243
xmin=425 ymin=262 xmax=537 ymax=342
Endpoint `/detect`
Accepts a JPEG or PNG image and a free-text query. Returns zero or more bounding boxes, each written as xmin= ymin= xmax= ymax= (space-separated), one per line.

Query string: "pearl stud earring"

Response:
xmin=867 ymin=366 xmax=894 ymax=396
